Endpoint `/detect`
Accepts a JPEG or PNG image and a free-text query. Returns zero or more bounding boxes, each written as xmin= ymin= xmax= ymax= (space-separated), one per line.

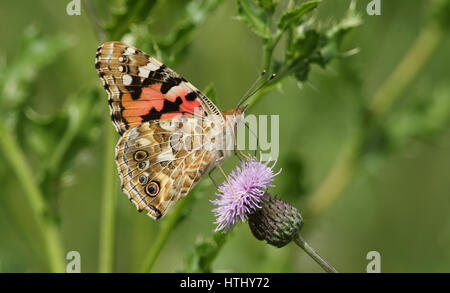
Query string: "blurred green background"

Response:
xmin=0 ymin=0 xmax=449 ymax=273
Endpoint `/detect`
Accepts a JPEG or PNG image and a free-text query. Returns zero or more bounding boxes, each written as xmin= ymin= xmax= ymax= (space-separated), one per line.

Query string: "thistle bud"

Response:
xmin=248 ymin=193 xmax=303 ymax=248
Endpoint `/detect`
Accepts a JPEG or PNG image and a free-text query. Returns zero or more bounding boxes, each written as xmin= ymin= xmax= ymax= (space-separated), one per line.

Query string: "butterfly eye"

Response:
xmin=134 ymin=150 xmax=148 ymax=161
xmin=145 ymin=181 xmax=160 ymax=197
xmin=138 ymin=162 xmax=147 ymax=169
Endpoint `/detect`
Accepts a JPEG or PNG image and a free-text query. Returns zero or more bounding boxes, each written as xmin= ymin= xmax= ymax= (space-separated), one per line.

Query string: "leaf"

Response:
xmin=256 ymin=0 xmax=279 ymax=14
xmin=286 ymin=28 xmax=320 ymax=63
xmin=277 ymin=0 xmax=320 ymax=31
xmin=157 ymin=0 xmax=222 ymax=65
xmin=293 ymin=63 xmax=310 ymax=82
xmin=22 ymin=89 xmax=103 ymax=200
xmin=105 ymin=0 xmax=158 ymax=40
xmin=133 ymin=0 xmax=222 ymax=66
xmin=319 ymin=6 xmax=362 ymax=63
xmin=0 ymin=27 xmax=71 ymax=115
xmin=237 ymin=0 xmax=270 ymax=39
xmin=184 ymin=232 xmax=230 ymax=273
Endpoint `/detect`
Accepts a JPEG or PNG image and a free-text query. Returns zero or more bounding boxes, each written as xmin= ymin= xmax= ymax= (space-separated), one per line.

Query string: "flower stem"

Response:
xmin=98 ymin=118 xmax=118 ymax=273
xmin=294 ymin=233 xmax=338 ymax=273
xmin=140 ymin=195 xmax=191 ymax=273
xmin=0 ymin=120 xmax=65 ymax=273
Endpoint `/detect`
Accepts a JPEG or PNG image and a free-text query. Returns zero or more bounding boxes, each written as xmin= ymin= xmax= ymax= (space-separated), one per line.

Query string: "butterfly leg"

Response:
xmin=217 ymin=165 xmax=240 ymax=199
xmin=208 ymin=166 xmax=219 ymax=189
xmin=233 ymin=132 xmax=251 ymax=161
xmin=233 ymin=149 xmax=244 ymax=162
xmin=234 ymin=149 xmax=252 ymax=161
xmin=242 ymin=122 xmax=260 ymax=157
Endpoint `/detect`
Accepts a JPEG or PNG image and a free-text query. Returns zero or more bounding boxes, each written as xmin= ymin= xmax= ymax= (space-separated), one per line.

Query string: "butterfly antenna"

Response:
xmin=238 ymin=73 xmax=277 ymax=107
xmin=237 ymin=70 xmax=266 ymax=107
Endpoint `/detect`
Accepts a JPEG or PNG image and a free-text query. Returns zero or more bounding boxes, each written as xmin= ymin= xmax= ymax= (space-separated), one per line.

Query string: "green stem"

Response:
xmin=84 ymin=0 xmax=107 ymax=42
xmin=369 ymin=26 xmax=443 ymax=116
xmin=40 ymin=115 xmax=80 ymax=200
xmin=246 ymin=30 xmax=285 ymax=110
xmin=84 ymin=0 xmax=117 ymax=274
xmin=307 ymin=128 xmax=364 ymax=217
xmin=0 ymin=120 xmax=65 ymax=273
xmin=98 ymin=118 xmax=118 ymax=273
xmin=306 ymin=25 xmax=444 ymax=217
xmin=294 ymin=233 xmax=338 ymax=273
xmin=140 ymin=195 xmax=192 ymax=273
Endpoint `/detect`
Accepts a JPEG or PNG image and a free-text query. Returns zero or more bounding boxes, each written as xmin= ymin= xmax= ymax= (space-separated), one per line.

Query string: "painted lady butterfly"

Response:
xmin=95 ymin=42 xmax=246 ymax=219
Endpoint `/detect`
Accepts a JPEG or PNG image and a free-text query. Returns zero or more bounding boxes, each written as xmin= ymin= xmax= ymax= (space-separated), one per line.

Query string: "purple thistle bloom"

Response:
xmin=211 ymin=156 xmax=281 ymax=233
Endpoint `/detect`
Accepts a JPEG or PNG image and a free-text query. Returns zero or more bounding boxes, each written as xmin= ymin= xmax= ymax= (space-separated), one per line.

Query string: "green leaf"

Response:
xmin=0 ymin=27 xmax=71 ymax=115
xmin=257 ymin=0 xmax=279 ymax=14
xmin=287 ymin=28 xmax=320 ymax=63
xmin=184 ymin=232 xmax=230 ymax=273
xmin=237 ymin=0 xmax=270 ymax=39
xmin=24 ymin=89 xmax=103 ymax=200
xmin=159 ymin=0 xmax=221 ymax=65
xmin=277 ymin=0 xmax=320 ymax=30
xmin=105 ymin=0 xmax=158 ymax=40
xmin=134 ymin=0 xmax=222 ymax=66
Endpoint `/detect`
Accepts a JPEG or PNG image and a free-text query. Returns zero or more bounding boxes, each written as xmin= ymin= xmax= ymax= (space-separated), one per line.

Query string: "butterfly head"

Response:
xmin=224 ymin=105 xmax=247 ymax=127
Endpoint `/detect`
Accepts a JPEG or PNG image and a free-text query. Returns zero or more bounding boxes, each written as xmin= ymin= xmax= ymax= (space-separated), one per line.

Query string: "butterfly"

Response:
xmin=95 ymin=41 xmax=246 ymax=219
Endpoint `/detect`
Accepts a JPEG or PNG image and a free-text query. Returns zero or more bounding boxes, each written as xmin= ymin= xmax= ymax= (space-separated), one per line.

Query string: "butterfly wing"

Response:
xmin=95 ymin=42 xmax=227 ymax=219
xmin=115 ymin=118 xmax=220 ymax=219
xmin=95 ymin=41 xmax=223 ymax=135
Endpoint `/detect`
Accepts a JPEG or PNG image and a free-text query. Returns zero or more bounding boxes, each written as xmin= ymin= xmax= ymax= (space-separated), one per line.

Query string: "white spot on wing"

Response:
xmin=138 ymin=66 xmax=151 ymax=78
xmin=159 ymin=121 xmax=176 ymax=131
xmin=146 ymin=61 xmax=160 ymax=71
xmin=126 ymin=47 xmax=137 ymax=55
xmin=138 ymin=61 xmax=160 ymax=78
xmin=122 ymin=74 xmax=132 ymax=86
xmin=156 ymin=149 xmax=175 ymax=163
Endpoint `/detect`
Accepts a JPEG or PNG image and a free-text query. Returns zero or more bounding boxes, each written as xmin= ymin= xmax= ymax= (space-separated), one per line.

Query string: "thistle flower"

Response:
xmin=211 ymin=156 xmax=280 ymax=232
xmin=211 ymin=155 xmax=338 ymax=273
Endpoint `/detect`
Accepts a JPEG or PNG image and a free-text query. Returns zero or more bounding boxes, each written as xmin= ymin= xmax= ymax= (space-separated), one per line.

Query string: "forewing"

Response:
xmin=95 ymin=41 xmax=223 ymax=135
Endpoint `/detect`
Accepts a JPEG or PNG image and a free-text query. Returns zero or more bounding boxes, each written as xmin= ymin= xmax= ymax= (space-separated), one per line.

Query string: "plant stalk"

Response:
xmin=98 ymin=119 xmax=118 ymax=273
xmin=294 ymin=233 xmax=338 ymax=273
xmin=0 ymin=120 xmax=65 ymax=273
xmin=140 ymin=195 xmax=191 ymax=273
